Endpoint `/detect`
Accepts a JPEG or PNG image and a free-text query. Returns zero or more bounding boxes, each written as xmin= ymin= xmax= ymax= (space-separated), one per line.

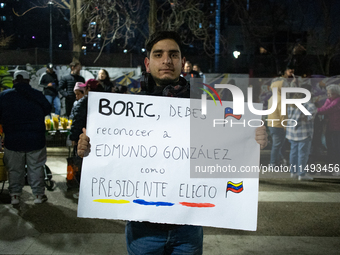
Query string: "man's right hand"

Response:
xmin=77 ymin=128 xmax=91 ymax=158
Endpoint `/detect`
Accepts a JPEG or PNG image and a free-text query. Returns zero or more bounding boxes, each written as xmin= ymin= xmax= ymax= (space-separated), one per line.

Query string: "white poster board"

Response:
xmin=78 ymin=92 xmax=261 ymax=231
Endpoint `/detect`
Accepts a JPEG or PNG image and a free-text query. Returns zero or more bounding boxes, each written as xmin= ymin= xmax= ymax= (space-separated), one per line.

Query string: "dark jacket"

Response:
xmin=147 ymin=76 xmax=190 ymax=98
xmin=0 ymin=82 xmax=51 ymax=151
xmin=59 ymin=73 xmax=85 ymax=98
xmin=69 ymin=95 xmax=88 ymax=142
xmin=142 ymin=75 xmax=190 ymax=231
xmin=183 ymin=70 xmax=201 ymax=82
xmin=98 ymin=79 xmax=115 ymax=93
xmin=39 ymin=72 xmax=59 ymax=97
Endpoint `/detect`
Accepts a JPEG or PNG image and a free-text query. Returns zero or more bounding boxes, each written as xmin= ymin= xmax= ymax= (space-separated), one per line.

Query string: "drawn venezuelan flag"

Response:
xmin=226 ymin=181 xmax=243 ymax=197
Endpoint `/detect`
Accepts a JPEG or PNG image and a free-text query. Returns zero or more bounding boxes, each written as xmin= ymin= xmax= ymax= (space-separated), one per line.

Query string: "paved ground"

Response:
xmin=0 ymin=148 xmax=339 ymax=254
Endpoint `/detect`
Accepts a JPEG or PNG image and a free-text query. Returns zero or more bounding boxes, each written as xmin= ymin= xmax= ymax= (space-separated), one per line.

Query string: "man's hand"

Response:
xmin=77 ymin=128 xmax=91 ymax=158
xmin=47 ymin=82 xmax=53 ymax=87
xmin=255 ymin=126 xmax=268 ymax=150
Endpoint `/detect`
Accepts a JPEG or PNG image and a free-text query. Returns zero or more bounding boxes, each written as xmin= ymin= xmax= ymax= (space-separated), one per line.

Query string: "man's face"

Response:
xmin=47 ymin=68 xmax=53 ymax=73
xmin=72 ymin=65 xmax=82 ymax=75
xmin=144 ymin=39 xmax=185 ymax=86
xmin=193 ymin=65 xmax=199 ymax=72
xmin=184 ymin=62 xmax=192 ymax=73
xmin=285 ymin=68 xmax=294 ymax=78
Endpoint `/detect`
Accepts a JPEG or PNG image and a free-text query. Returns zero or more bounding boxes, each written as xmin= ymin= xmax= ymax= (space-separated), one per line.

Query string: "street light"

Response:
xmin=233 ymin=51 xmax=240 ymax=59
xmin=48 ymin=1 xmax=53 ymax=63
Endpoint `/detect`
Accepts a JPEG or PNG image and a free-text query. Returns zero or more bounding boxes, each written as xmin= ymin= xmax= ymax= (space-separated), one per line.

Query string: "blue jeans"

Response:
xmin=45 ymin=95 xmax=61 ymax=115
xmin=125 ymin=221 xmax=203 ymax=255
xmin=268 ymin=127 xmax=286 ymax=166
xmin=289 ymin=137 xmax=312 ymax=176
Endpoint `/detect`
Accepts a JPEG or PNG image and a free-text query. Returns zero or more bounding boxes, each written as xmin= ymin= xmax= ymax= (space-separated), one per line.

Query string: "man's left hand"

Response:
xmin=255 ymin=126 xmax=268 ymax=150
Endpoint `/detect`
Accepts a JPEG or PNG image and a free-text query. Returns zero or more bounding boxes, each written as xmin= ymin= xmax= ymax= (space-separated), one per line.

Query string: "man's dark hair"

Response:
xmin=145 ymin=31 xmax=183 ymax=57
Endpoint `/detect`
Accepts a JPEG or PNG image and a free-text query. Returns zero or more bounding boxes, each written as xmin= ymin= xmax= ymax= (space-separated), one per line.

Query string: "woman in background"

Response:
xmin=97 ymin=69 xmax=117 ymax=93
xmin=317 ymin=84 xmax=340 ymax=173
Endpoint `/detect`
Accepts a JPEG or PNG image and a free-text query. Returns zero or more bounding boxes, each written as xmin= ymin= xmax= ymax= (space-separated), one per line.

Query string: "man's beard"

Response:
xmin=153 ymin=76 xmax=179 ymax=87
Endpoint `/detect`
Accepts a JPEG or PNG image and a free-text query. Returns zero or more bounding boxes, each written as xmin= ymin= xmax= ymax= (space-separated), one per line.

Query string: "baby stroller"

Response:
xmin=43 ymin=164 xmax=55 ymax=190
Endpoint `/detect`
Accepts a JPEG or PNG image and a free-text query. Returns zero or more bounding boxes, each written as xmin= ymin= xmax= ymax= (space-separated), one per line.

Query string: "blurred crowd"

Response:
xmin=0 ymin=59 xmax=339 ymax=205
xmin=264 ymin=64 xmax=340 ymax=181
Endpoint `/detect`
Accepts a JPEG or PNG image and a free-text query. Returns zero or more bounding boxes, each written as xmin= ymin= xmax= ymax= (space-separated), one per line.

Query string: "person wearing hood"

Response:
xmin=0 ymin=70 xmax=51 ymax=205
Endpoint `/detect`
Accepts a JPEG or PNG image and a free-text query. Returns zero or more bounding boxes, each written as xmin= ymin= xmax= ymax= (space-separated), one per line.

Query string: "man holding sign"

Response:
xmin=78 ymin=31 xmax=268 ymax=255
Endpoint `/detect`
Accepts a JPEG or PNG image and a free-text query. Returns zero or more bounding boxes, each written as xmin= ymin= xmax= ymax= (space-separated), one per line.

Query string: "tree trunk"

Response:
xmin=324 ymin=55 xmax=331 ymax=76
xmin=148 ymin=0 xmax=157 ymax=35
xmin=70 ymin=0 xmax=84 ymax=62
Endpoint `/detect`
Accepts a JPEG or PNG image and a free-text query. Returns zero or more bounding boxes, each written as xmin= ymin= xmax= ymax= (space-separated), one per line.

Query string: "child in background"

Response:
xmin=66 ymin=82 xmax=86 ymax=147
xmin=69 ymin=82 xmax=86 ymax=120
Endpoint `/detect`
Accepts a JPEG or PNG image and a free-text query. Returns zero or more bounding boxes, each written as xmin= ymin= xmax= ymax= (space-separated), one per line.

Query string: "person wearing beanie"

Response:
xmin=69 ymin=82 xmax=86 ymax=120
xmin=73 ymin=82 xmax=86 ymax=101
xmin=67 ymin=79 xmax=104 ymax=192
xmin=69 ymin=79 xmax=103 ymax=145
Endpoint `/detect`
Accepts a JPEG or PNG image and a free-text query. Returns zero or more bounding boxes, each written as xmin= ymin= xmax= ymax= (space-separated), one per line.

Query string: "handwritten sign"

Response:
xmin=78 ymin=92 xmax=262 ymax=230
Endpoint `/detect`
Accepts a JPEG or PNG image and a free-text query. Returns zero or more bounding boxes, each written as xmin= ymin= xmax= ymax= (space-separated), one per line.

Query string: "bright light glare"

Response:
xmin=233 ymin=51 xmax=240 ymax=59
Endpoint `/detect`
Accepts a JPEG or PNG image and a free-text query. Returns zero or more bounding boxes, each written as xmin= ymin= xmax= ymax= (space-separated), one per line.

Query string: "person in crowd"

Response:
xmin=59 ymin=62 xmax=85 ymax=117
xmin=0 ymin=70 xmax=51 ymax=205
xmin=193 ymin=63 xmax=206 ymax=84
xmin=183 ymin=60 xmax=200 ymax=82
xmin=68 ymin=79 xmax=104 ymax=195
xmin=96 ymin=68 xmax=117 ymax=93
xmin=69 ymin=82 xmax=86 ymax=120
xmin=39 ymin=63 xmax=60 ymax=115
xmin=192 ymin=64 xmax=203 ymax=77
xmin=305 ymin=75 xmax=327 ymax=164
xmin=69 ymin=79 xmax=104 ymax=146
xmin=286 ymin=84 xmax=317 ymax=181
xmin=117 ymin=85 xmax=128 ymax=94
xmin=267 ymin=64 xmax=296 ymax=167
xmin=76 ymin=31 xmax=268 ymax=255
xmin=317 ymin=84 xmax=340 ymax=170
